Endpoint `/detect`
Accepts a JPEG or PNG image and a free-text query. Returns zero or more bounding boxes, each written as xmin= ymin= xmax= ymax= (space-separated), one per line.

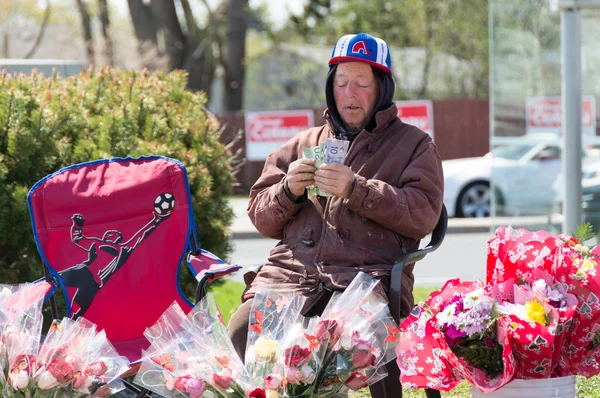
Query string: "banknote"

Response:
xmin=303 ymin=138 xmax=349 ymax=196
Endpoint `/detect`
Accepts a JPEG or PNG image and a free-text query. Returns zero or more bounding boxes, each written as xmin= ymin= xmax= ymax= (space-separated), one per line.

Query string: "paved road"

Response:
xmin=227 ymin=231 xmax=492 ymax=286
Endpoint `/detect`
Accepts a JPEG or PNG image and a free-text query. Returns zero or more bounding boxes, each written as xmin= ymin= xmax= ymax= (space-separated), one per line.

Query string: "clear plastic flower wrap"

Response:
xmin=1 ymin=283 xmax=50 ymax=397
xmin=245 ymin=288 xmax=306 ymax=397
xmin=135 ymin=294 xmax=254 ymax=397
xmin=309 ymin=273 xmax=399 ymax=396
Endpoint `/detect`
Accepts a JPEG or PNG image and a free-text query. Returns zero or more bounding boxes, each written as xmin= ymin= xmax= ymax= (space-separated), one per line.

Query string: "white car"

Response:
xmin=443 ymin=138 xmax=565 ymax=218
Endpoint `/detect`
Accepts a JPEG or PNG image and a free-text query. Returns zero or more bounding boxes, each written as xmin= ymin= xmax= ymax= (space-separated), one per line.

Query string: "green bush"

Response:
xmin=0 ymin=67 xmax=235 ymax=302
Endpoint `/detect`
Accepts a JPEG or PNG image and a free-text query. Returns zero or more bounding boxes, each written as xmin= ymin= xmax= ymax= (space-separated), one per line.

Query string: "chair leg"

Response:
xmin=425 ymin=388 xmax=442 ymax=398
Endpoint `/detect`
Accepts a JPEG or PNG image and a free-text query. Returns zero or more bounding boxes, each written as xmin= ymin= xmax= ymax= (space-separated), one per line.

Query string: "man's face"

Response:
xmin=333 ymin=62 xmax=378 ymax=133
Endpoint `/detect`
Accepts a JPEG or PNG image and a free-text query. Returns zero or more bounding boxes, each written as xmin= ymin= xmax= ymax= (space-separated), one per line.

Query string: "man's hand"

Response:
xmin=314 ymin=163 xmax=356 ymax=199
xmin=72 ymin=214 xmax=85 ymax=227
xmin=286 ymin=158 xmax=316 ymax=200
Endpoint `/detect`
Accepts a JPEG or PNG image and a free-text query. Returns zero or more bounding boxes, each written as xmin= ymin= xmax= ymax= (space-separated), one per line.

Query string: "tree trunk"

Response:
xmin=127 ymin=0 xmax=160 ymax=69
xmin=223 ymin=0 xmax=248 ymax=112
xmin=151 ymin=0 xmax=185 ymax=70
xmin=75 ymin=0 xmax=95 ymax=67
xmin=98 ymin=0 xmax=114 ymax=66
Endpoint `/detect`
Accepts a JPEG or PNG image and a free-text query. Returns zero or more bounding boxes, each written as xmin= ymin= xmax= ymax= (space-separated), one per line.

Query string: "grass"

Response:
xmin=209 ymin=282 xmax=600 ymax=397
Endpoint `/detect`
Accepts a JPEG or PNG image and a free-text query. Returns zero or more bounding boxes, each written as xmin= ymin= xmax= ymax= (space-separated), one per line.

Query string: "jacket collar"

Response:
xmin=324 ymin=103 xmax=399 ymax=137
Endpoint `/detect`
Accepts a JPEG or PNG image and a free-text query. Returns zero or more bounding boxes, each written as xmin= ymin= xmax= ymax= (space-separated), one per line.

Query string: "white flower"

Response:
xmin=11 ymin=370 xmax=29 ymax=390
xmin=300 ymin=365 xmax=316 ymax=383
xmin=36 ymin=371 xmax=59 ymax=390
xmin=435 ymin=303 xmax=457 ymax=327
xmin=532 ymin=279 xmax=547 ymax=294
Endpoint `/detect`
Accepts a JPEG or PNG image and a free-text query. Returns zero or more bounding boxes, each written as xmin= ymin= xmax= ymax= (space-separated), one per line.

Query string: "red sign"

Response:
xmin=527 ymin=96 xmax=596 ymax=135
xmin=396 ymin=100 xmax=434 ymax=138
xmin=245 ymin=110 xmax=314 ymax=160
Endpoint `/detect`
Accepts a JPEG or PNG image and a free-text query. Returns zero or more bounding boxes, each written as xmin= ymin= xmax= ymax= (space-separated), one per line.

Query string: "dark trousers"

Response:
xmin=226 ymin=294 xmax=403 ymax=398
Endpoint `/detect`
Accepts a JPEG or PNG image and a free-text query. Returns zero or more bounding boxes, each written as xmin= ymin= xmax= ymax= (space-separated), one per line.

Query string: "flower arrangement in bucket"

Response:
xmin=397 ymin=224 xmax=600 ymax=397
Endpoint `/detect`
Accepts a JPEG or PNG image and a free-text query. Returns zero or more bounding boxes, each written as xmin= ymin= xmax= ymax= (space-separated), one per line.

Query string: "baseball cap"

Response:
xmin=329 ymin=33 xmax=392 ymax=74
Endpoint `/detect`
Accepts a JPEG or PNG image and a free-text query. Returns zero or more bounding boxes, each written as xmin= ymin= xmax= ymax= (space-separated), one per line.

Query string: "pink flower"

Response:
xmin=316 ymin=319 xmax=340 ymax=342
xmin=88 ymin=361 xmax=108 ymax=376
xmin=11 ymin=354 xmax=36 ymax=373
xmin=36 ymin=371 xmax=60 ymax=390
xmin=72 ymin=369 xmax=90 ymax=389
xmin=47 ymin=359 xmax=75 ymax=383
xmin=345 ymin=372 xmax=369 ymax=390
xmin=185 ymin=377 xmax=206 ymax=398
xmin=351 ymin=331 xmax=371 ymax=351
xmin=212 ymin=369 xmax=233 ymax=389
xmin=174 ymin=375 xmax=192 ymax=392
xmin=284 ymin=345 xmax=311 ymax=367
xmin=351 ymin=350 xmax=376 ymax=369
xmin=249 ymin=388 xmax=267 ymax=398
xmin=264 ymin=374 xmax=282 ymax=390
xmin=286 ymin=367 xmax=302 ymax=385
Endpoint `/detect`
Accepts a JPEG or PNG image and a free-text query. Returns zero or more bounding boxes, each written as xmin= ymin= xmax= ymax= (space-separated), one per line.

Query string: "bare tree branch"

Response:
xmin=200 ymin=0 xmax=229 ymax=78
xmin=24 ymin=0 xmax=51 ymax=59
xmin=75 ymin=0 xmax=95 ymax=66
xmin=98 ymin=0 xmax=114 ymax=66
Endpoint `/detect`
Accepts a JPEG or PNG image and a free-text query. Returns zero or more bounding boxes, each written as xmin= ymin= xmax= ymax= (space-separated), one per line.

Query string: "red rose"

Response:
xmin=316 ymin=319 xmax=340 ymax=342
xmin=351 ymin=350 xmax=376 ymax=369
xmin=249 ymin=388 xmax=266 ymax=398
xmin=345 ymin=372 xmax=369 ymax=390
xmin=284 ymin=345 xmax=311 ymax=367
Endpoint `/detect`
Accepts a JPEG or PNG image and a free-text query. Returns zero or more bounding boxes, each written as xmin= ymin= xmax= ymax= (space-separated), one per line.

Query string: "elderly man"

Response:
xmin=228 ymin=33 xmax=444 ymax=397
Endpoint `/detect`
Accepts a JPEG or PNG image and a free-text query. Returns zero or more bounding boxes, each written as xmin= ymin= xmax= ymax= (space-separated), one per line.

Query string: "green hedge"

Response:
xmin=0 ymin=67 xmax=234 ymax=302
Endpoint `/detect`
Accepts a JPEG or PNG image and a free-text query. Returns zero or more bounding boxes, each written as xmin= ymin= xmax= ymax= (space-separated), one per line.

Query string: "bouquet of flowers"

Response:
xmin=1 ymin=282 xmax=51 ymax=397
xmin=32 ymin=317 xmax=130 ymax=397
xmin=245 ymin=288 xmax=307 ymax=398
xmin=398 ymin=279 xmax=516 ymax=393
xmin=311 ymin=273 xmax=399 ymax=397
xmin=0 ymin=282 xmax=130 ymax=397
xmin=135 ymin=295 xmax=256 ymax=397
xmin=486 ymin=224 xmax=600 ymax=377
xmin=490 ymin=269 xmax=578 ymax=378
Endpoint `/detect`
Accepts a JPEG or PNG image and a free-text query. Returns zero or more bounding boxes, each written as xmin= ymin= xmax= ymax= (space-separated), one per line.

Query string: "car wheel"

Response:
xmin=456 ymin=181 xmax=491 ymax=218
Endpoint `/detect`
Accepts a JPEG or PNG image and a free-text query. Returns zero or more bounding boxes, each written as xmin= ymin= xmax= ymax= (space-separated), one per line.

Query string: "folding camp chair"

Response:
xmin=369 ymin=204 xmax=448 ymax=398
xmin=27 ymin=156 xmax=241 ymax=396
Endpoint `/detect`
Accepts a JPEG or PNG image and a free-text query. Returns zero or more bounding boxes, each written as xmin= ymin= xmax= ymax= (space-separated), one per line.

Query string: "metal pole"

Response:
xmin=561 ymin=6 xmax=583 ymax=234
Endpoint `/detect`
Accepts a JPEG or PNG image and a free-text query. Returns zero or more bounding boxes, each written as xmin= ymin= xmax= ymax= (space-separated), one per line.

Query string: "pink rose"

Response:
xmin=47 ymin=359 xmax=75 ymax=383
xmin=174 ymin=375 xmax=192 ymax=392
xmin=316 ymin=319 xmax=340 ymax=343
xmin=72 ymin=369 xmax=90 ymax=390
xmin=345 ymin=372 xmax=369 ymax=390
xmin=88 ymin=361 xmax=108 ymax=376
xmin=351 ymin=350 xmax=376 ymax=370
xmin=212 ymin=369 xmax=233 ymax=389
xmin=185 ymin=377 xmax=206 ymax=398
xmin=264 ymin=374 xmax=282 ymax=390
xmin=285 ymin=367 xmax=302 ymax=385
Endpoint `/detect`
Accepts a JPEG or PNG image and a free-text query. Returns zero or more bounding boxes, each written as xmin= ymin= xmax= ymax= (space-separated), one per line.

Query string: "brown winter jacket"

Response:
xmin=244 ymin=104 xmax=444 ymax=316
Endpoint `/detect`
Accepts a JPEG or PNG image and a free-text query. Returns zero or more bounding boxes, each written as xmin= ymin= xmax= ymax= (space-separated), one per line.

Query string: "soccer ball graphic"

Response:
xmin=154 ymin=193 xmax=175 ymax=215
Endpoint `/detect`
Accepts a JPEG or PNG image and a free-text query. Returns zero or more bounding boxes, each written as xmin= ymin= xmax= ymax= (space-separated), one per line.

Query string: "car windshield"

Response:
xmin=493 ymin=144 xmax=537 ymax=160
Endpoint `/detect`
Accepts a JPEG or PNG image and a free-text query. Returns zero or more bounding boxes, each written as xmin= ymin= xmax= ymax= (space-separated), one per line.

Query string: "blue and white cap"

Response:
xmin=329 ymin=33 xmax=392 ymax=74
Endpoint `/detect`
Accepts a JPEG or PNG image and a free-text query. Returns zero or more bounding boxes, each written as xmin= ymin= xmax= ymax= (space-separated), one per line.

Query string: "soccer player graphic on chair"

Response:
xmin=59 ymin=192 xmax=175 ymax=317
